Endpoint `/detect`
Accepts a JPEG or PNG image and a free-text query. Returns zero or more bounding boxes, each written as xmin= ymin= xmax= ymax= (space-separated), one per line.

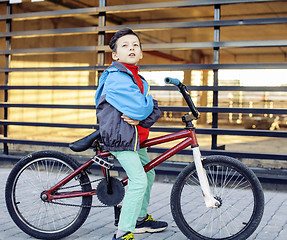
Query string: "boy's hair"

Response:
xmin=109 ymin=28 xmax=142 ymax=52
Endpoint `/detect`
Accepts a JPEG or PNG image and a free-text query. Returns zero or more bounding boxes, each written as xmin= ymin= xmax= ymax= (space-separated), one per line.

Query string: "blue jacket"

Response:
xmin=95 ymin=62 xmax=161 ymax=151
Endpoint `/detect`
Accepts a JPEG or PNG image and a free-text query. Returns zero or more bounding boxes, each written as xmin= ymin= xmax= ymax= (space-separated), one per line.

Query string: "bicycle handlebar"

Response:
xmin=164 ymin=77 xmax=181 ymax=86
xmin=164 ymin=77 xmax=200 ymax=120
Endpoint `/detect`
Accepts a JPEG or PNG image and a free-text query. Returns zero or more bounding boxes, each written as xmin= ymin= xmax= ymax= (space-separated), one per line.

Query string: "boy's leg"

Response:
xmin=134 ymin=148 xmax=168 ymax=234
xmin=110 ymin=150 xmax=148 ymax=233
xmin=137 ymin=148 xmax=155 ymax=218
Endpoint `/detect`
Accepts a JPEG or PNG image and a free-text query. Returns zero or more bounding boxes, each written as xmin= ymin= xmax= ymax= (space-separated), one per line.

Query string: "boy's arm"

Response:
xmin=104 ymin=72 xmax=154 ymax=121
xmin=138 ymin=99 xmax=161 ymax=128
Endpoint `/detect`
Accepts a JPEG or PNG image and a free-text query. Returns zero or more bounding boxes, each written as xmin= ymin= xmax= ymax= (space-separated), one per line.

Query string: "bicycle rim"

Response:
xmin=172 ymin=156 xmax=264 ymax=240
xmin=10 ymin=157 xmax=89 ymax=234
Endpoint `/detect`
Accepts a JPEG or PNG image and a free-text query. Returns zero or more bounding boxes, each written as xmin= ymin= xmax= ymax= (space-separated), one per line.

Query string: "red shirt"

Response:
xmin=121 ymin=63 xmax=149 ymax=143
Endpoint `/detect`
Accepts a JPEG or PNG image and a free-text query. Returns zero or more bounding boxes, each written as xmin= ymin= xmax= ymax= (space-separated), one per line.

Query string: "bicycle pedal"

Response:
xmin=92 ymin=155 xmax=114 ymax=169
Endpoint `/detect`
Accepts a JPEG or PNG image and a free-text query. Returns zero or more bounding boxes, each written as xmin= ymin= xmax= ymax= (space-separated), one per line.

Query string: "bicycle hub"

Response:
xmin=41 ymin=192 xmax=49 ymax=201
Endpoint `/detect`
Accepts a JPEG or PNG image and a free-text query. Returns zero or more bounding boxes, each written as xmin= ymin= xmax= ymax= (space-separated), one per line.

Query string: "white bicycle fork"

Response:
xmin=193 ymin=147 xmax=220 ymax=208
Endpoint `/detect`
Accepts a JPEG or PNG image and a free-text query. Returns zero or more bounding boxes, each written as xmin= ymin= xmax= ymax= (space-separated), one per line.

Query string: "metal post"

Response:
xmin=3 ymin=2 xmax=12 ymax=155
xmin=211 ymin=4 xmax=224 ymax=150
xmin=97 ymin=0 xmax=106 ymax=81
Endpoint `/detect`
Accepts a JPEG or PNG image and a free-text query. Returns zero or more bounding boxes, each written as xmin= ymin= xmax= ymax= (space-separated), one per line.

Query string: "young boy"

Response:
xmin=95 ymin=28 xmax=168 ymax=240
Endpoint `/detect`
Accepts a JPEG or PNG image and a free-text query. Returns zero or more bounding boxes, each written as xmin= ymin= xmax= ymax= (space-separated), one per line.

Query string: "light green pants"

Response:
xmin=110 ymin=148 xmax=155 ymax=232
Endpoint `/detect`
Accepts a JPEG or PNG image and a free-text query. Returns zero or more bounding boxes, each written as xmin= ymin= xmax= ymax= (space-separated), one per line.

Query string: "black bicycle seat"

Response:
xmin=69 ymin=130 xmax=101 ymax=152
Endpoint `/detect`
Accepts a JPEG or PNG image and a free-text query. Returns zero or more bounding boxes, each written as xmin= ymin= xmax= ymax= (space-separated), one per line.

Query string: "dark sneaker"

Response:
xmin=112 ymin=232 xmax=134 ymax=240
xmin=133 ymin=214 xmax=168 ymax=233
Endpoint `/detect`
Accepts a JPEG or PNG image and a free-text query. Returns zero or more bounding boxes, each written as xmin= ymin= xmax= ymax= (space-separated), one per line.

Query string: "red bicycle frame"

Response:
xmin=43 ymin=128 xmax=198 ymax=201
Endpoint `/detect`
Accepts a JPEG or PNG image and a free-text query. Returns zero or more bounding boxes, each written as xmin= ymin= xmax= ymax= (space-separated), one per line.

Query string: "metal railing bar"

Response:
xmin=1 ymin=17 xmax=286 ymax=38
xmin=50 ymin=16 xmax=287 ymax=31
xmin=202 ymin=150 xmax=287 ymax=161
xmin=153 ymin=127 xmax=287 ymax=138
xmin=45 ymin=0 xmax=286 ymax=14
xmin=0 ymin=7 xmax=100 ymax=21
xmin=148 ymin=147 xmax=287 ymax=160
xmin=1 ymin=85 xmax=287 ymax=92
xmin=1 ymin=120 xmax=286 ymax=138
xmin=0 ymin=120 xmax=98 ymax=129
xmin=154 ymin=85 xmax=287 ymax=92
xmin=0 ymin=66 xmax=107 ymax=72
xmin=162 ymin=106 xmax=287 ymax=114
xmin=0 ymin=0 xmax=279 ymax=21
xmin=1 ymin=39 xmax=287 ymax=55
xmin=0 ymin=137 xmax=69 ymax=147
xmin=0 ymin=137 xmax=286 ymax=161
xmin=1 ymin=103 xmax=286 ymax=114
xmin=139 ymin=63 xmax=287 ymax=70
xmin=1 ymin=63 xmax=287 ymax=73
xmin=196 ymin=128 xmax=287 ymax=138
xmin=0 ymin=46 xmax=109 ymax=55
xmin=143 ymin=39 xmax=287 ymax=51
xmin=0 ymin=27 xmax=98 ymax=38
xmin=0 ymin=103 xmax=95 ymax=109
xmin=0 ymin=86 xmax=98 ymax=90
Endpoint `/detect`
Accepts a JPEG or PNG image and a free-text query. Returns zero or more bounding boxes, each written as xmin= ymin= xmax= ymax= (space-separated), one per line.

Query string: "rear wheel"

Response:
xmin=171 ymin=155 xmax=264 ymax=240
xmin=5 ymin=150 xmax=92 ymax=239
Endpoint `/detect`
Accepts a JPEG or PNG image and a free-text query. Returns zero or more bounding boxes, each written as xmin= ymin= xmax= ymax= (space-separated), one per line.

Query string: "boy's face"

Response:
xmin=112 ymin=34 xmax=143 ymax=65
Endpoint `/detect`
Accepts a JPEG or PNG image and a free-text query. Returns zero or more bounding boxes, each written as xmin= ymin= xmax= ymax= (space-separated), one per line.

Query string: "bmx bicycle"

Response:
xmin=5 ymin=77 xmax=264 ymax=240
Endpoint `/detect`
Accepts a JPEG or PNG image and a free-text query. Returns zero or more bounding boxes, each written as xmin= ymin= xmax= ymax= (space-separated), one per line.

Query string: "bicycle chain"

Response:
xmin=57 ymin=177 xmax=101 ymax=190
xmin=50 ymin=200 xmax=108 ymax=208
xmin=51 ymin=177 xmax=109 ymax=208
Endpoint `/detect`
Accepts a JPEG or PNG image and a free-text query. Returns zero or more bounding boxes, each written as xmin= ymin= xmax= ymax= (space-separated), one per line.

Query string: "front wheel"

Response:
xmin=5 ymin=150 xmax=92 ymax=239
xmin=171 ymin=155 xmax=264 ymax=240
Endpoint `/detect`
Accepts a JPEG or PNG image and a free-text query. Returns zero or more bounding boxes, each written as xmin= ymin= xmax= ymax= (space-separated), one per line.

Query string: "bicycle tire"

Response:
xmin=5 ymin=150 xmax=93 ymax=240
xmin=170 ymin=155 xmax=264 ymax=240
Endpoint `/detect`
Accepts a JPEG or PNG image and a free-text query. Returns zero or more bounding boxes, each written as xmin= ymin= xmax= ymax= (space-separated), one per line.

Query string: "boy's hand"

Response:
xmin=121 ymin=114 xmax=140 ymax=126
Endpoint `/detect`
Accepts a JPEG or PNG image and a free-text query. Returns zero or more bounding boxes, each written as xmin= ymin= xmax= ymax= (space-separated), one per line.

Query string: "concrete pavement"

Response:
xmin=0 ymin=167 xmax=286 ymax=240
